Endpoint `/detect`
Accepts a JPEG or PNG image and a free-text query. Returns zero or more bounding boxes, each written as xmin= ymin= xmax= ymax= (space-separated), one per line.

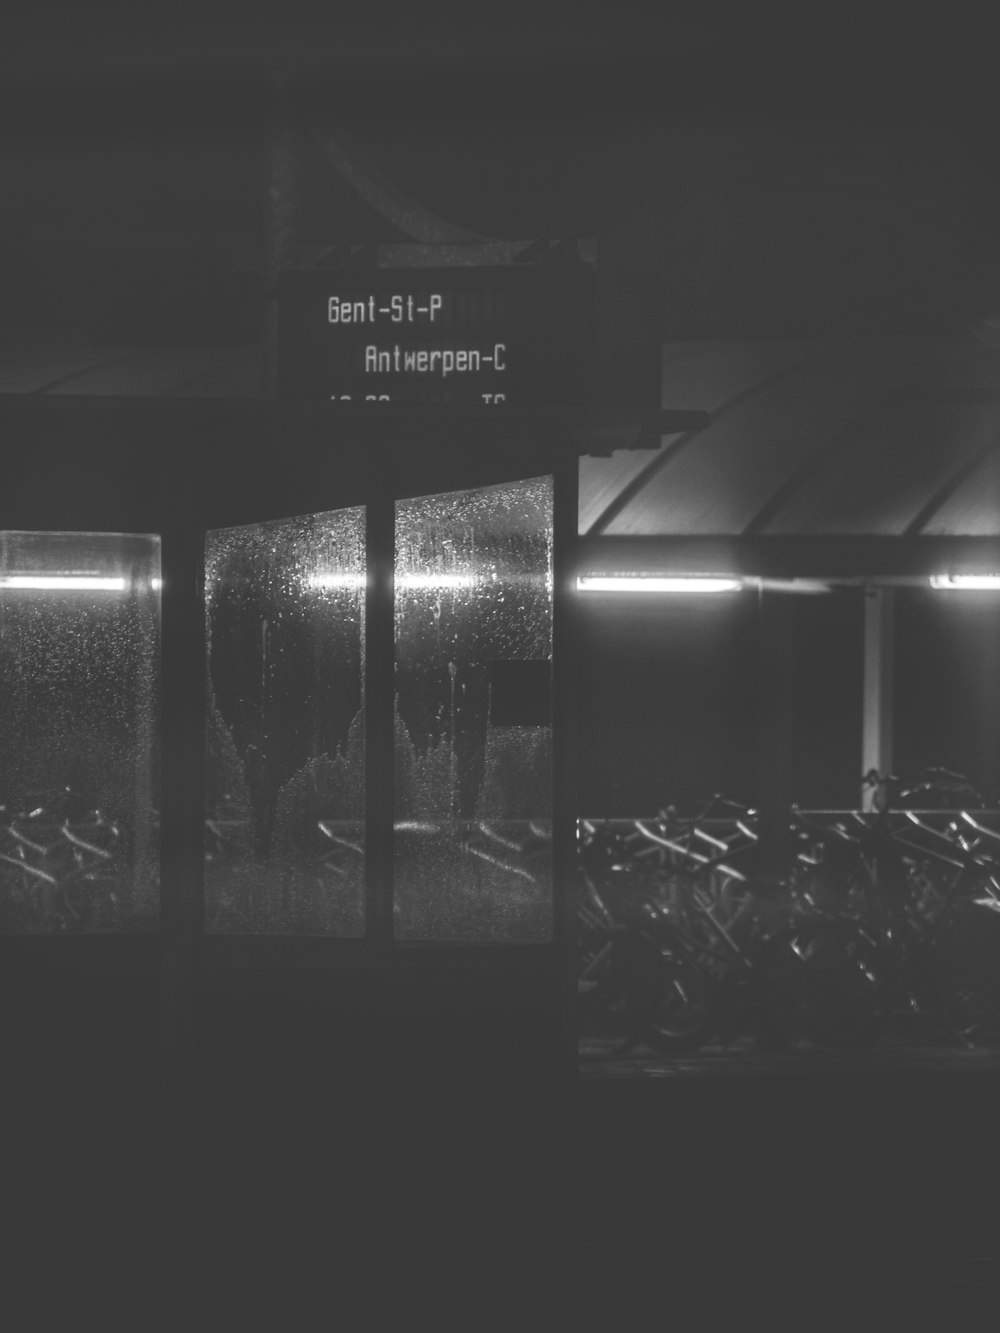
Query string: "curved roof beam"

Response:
xmin=30 ymin=350 xmax=144 ymax=394
xmin=303 ymin=112 xmax=496 ymax=246
xmin=162 ymin=353 xmax=260 ymax=397
xmin=584 ymin=349 xmax=832 ymax=537
xmin=741 ymin=396 xmax=897 ymax=535
xmin=902 ymin=434 xmax=1000 ymax=536
xmin=744 ymin=353 xmax=1000 ymax=537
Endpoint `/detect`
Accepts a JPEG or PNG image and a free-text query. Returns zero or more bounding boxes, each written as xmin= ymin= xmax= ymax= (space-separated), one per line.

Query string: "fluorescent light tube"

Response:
xmin=930 ymin=575 xmax=1000 ymax=590
xmin=0 ymin=576 xmax=127 ymax=591
xmin=576 ymin=575 xmax=742 ymax=593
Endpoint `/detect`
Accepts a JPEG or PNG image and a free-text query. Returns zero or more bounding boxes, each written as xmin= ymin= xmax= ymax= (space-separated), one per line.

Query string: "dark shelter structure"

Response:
xmin=2 ymin=393 xmax=708 ymax=1097
xmin=3 ymin=7 xmax=1000 ymax=1314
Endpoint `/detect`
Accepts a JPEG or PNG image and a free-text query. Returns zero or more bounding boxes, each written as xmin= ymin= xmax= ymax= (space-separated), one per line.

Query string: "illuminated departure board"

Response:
xmin=278 ymin=264 xmax=596 ymax=405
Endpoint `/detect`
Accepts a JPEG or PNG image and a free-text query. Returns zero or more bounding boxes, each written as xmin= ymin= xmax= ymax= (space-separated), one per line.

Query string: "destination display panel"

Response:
xmin=278 ymin=264 xmax=596 ymax=406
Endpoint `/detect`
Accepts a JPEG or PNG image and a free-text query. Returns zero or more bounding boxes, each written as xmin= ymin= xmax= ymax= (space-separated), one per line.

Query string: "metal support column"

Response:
xmin=862 ymin=584 xmax=894 ymax=810
xmin=158 ymin=516 xmax=206 ymax=1107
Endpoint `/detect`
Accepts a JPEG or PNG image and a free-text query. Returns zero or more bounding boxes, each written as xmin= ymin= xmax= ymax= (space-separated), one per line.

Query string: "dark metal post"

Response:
xmin=158 ymin=514 xmax=206 ymax=1106
xmin=552 ymin=443 xmax=581 ymax=1084
xmin=263 ymin=69 xmax=305 ymax=398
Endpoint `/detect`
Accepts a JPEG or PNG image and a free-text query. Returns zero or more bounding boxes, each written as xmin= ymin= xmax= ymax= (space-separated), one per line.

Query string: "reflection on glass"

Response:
xmin=0 ymin=531 xmax=160 ymax=933
xmin=395 ymin=477 xmax=553 ymax=942
xmin=205 ymin=508 xmax=365 ymax=935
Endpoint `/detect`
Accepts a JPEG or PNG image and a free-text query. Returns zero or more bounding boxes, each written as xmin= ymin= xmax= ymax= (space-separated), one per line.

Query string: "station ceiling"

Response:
xmin=0 ymin=7 xmax=917 ymax=103
xmin=4 ymin=11 xmax=999 ymax=547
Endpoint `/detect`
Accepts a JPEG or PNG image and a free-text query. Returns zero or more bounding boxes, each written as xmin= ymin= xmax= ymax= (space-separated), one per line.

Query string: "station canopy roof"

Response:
xmin=582 ymin=334 xmax=1000 ymax=542
xmin=4 ymin=334 xmax=1000 ymax=545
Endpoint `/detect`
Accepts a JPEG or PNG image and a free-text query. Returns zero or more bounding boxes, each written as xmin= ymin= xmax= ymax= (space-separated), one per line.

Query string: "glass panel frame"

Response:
xmin=196 ymin=473 xmax=562 ymax=952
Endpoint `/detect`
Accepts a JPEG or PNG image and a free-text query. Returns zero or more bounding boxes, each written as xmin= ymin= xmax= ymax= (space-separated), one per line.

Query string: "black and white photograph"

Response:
xmin=2 ymin=2 xmax=999 ymax=1318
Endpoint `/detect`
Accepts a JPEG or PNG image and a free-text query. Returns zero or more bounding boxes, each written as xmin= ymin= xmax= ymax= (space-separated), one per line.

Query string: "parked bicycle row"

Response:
xmin=1 ymin=791 xmax=556 ymax=937
xmin=0 ymin=794 xmax=124 ymax=932
xmin=578 ymin=769 xmax=1000 ymax=1055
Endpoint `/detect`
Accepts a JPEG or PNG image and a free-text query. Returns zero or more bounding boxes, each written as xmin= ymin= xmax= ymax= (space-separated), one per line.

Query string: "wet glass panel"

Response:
xmin=205 ymin=508 xmax=365 ymax=935
xmin=394 ymin=476 xmax=553 ymax=942
xmin=0 ymin=531 xmax=160 ymax=933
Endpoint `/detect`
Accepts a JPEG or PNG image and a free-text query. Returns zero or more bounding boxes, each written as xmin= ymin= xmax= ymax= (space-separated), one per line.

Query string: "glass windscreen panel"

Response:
xmin=0 ymin=531 xmax=160 ymax=933
xmin=394 ymin=476 xmax=554 ymax=942
xmin=204 ymin=508 xmax=365 ymax=935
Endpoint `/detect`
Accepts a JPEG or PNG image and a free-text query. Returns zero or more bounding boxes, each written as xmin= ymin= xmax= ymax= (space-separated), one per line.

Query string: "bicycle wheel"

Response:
xmin=756 ymin=918 xmax=891 ymax=1050
xmin=642 ymin=949 xmax=719 ymax=1054
xmin=578 ymin=936 xmax=643 ymax=1053
xmin=927 ymin=900 xmax=1000 ymax=1047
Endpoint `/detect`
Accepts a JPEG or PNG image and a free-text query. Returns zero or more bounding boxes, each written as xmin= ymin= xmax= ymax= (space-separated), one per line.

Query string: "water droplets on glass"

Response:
xmin=394 ymin=476 xmax=554 ymax=943
xmin=0 ymin=531 xmax=160 ymax=934
xmin=205 ymin=508 xmax=366 ymax=935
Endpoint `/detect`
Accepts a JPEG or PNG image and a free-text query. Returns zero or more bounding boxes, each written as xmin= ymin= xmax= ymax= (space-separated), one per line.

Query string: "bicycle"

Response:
xmin=1 ymin=791 xmax=123 ymax=932
xmin=631 ymin=798 xmax=892 ymax=1051
xmin=577 ymin=821 xmax=718 ymax=1055
xmin=833 ymin=770 xmax=1000 ymax=1048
